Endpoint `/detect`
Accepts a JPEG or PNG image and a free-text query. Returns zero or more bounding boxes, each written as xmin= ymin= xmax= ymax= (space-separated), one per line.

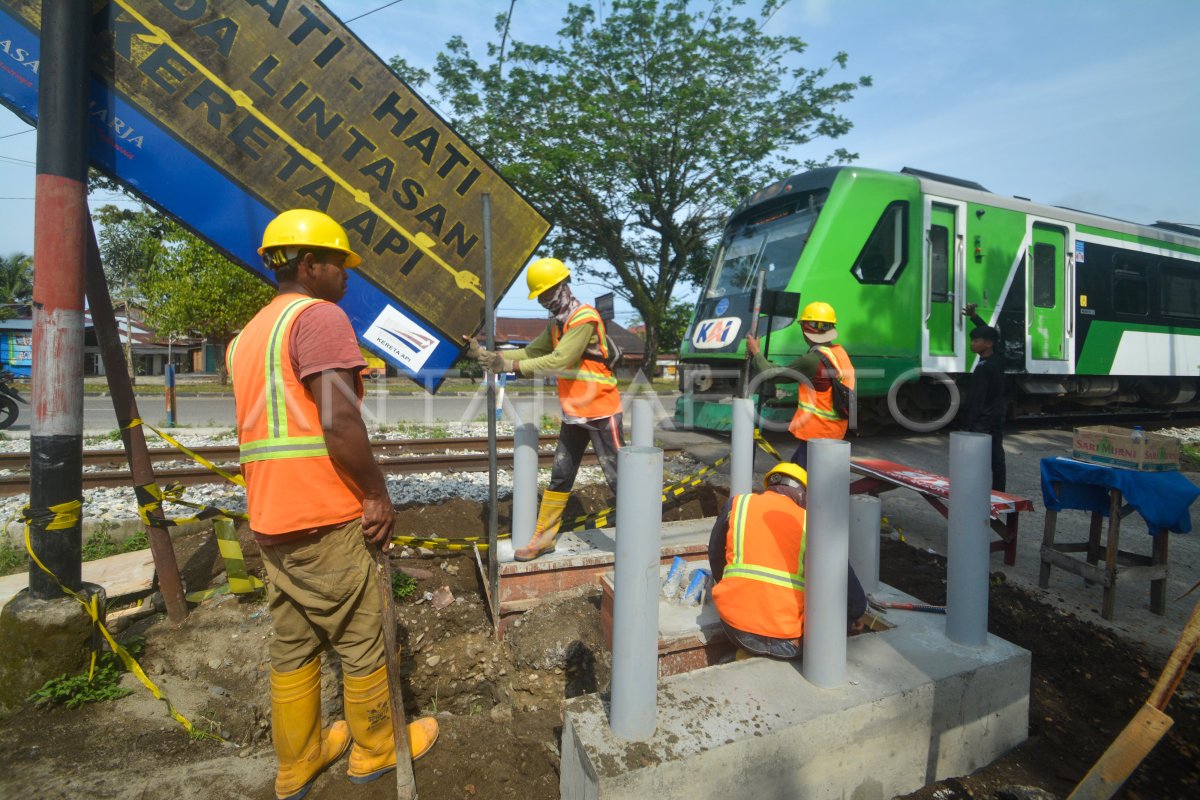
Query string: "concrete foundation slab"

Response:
xmin=561 ymin=584 xmax=1031 ymax=800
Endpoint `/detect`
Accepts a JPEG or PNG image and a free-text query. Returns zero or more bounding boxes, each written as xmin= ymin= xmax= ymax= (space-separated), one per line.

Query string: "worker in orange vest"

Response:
xmin=467 ymin=257 xmax=624 ymax=561
xmin=708 ymin=462 xmax=868 ymax=658
xmin=745 ymin=301 xmax=855 ymax=468
xmin=229 ymin=209 xmax=437 ymax=799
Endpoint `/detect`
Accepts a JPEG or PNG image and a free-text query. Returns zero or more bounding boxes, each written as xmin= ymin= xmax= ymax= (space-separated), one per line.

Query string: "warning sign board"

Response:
xmin=0 ymin=0 xmax=550 ymax=386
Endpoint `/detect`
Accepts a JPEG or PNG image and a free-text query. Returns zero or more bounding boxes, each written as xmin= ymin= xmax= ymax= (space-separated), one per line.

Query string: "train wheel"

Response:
xmin=886 ymin=372 xmax=960 ymax=433
xmin=0 ymin=396 xmax=17 ymax=430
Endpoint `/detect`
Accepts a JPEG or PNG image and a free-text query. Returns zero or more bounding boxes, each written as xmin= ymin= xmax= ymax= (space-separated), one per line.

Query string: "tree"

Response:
xmin=394 ymin=0 xmax=869 ymax=372
xmin=656 ymin=300 xmax=696 ymax=353
xmin=94 ymin=205 xmax=169 ymax=383
xmin=138 ymin=222 xmax=274 ymax=384
xmin=0 ymin=252 xmax=33 ymax=319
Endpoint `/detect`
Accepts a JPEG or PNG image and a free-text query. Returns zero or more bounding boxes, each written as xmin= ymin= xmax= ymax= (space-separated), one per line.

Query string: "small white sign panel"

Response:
xmin=363 ymin=305 xmax=441 ymax=372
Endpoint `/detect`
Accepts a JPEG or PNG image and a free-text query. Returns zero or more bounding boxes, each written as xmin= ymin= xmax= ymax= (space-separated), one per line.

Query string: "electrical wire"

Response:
xmin=0 ymin=129 xmax=33 ymax=140
xmin=344 ymin=0 xmax=406 ymax=24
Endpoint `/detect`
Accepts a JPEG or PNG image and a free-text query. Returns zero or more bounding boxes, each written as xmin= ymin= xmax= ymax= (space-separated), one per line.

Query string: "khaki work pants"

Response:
xmin=260 ymin=518 xmax=385 ymax=676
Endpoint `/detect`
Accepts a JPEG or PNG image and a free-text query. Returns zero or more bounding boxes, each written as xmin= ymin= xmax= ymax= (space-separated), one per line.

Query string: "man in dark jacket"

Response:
xmin=961 ymin=302 xmax=1006 ymax=491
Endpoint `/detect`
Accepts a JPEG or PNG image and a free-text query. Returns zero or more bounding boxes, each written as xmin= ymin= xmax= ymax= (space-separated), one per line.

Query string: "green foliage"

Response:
xmin=0 ymin=252 xmax=33 ymax=318
xmin=656 ymin=300 xmax=697 ymax=353
xmin=403 ymin=0 xmax=869 ymax=372
xmin=28 ymin=639 xmax=144 ymax=710
xmin=82 ymin=525 xmax=149 ymax=562
xmin=0 ymin=536 xmax=27 ymax=577
xmin=391 ymin=569 xmax=418 ymax=601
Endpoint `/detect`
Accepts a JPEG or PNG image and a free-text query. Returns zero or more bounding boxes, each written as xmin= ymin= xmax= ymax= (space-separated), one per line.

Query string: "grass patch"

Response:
xmin=0 ymin=537 xmax=27 ymax=577
xmin=81 ymin=525 xmax=149 ymax=562
xmin=1181 ymin=443 xmax=1200 ymax=471
xmin=28 ymin=638 xmax=143 ymax=710
xmin=391 ymin=569 xmax=418 ymax=601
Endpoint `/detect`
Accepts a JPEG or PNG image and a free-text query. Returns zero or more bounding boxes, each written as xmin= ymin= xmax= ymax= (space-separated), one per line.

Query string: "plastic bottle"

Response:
xmin=1132 ymin=425 xmax=1145 ymax=445
xmin=661 ymin=556 xmax=687 ymax=599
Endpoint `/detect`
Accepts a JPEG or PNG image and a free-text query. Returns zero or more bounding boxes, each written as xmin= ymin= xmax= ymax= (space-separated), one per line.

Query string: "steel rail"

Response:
xmin=0 ymin=447 xmax=683 ymax=497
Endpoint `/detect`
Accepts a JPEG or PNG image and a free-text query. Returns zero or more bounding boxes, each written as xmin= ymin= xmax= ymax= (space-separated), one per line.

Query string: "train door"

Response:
xmin=1026 ymin=221 xmax=1073 ymax=373
xmin=922 ymin=200 xmax=965 ymax=371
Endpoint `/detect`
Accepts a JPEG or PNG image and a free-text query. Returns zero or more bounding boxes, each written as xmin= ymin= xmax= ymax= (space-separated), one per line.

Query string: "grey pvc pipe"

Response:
xmin=510 ymin=419 xmax=539 ymax=553
xmin=632 ymin=398 xmax=654 ymax=447
xmin=946 ymin=432 xmax=993 ymax=647
xmin=610 ymin=445 xmax=664 ymax=741
xmin=849 ymin=494 xmax=881 ymax=595
xmin=802 ymin=438 xmax=851 ymax=688
xmin=730 ymin=397 xmax=755 ymax=497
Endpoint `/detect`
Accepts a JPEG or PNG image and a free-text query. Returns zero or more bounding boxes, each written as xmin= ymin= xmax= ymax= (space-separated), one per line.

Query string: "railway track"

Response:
xmin=0 ymin=436 xmax=683 ymax=497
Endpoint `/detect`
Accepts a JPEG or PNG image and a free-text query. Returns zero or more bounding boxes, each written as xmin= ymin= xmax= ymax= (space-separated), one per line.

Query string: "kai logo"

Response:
xmin=691 ymin=317 xmax=742 ymax=350
xmin=364 ymin=304 xmax=439 ymax=372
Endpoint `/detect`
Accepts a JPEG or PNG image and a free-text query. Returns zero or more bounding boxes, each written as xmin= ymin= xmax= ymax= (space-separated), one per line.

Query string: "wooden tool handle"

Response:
xmin=1148 ymin=595 xmax=1200 ymax=711
xmin=373 ymin=546 xmax=418 ymax=800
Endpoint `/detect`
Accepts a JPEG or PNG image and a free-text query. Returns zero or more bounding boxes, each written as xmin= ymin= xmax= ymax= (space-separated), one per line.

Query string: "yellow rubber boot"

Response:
xmin=514 ymin=490 xmax=570 ymax=562
xmin=270 ymin=659 xmax=351 ymax=800
xmin=343 ymin=665 xmax=439 ymax=783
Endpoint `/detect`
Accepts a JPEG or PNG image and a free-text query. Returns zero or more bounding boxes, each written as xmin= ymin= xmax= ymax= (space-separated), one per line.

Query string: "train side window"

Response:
xmin=1112 ymin=268 xmax=1148 ymax=316
xmin=1161 ymin=264 xmax=1200 ymax=320
xmin=1032 ymin=243 xmax=1056 ymax=308
xmin=851 ymin=201 xmax=908 ymax=284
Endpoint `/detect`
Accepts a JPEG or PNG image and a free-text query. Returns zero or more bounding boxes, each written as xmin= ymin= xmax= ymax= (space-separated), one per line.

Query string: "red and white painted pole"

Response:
xmin=28 ymin=0 xmax=90 ymax=598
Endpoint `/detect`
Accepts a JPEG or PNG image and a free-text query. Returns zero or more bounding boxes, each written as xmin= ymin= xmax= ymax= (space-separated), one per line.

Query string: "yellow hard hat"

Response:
xmin=259 ymin=209 xmax=362 ymax=268
xmin=526 ymin=257 xmax=570 ymax=299
xmin=799 ymin=301 xmax=836 ymax=325
xmin=764 ymin=462 xmax=808 ymax=489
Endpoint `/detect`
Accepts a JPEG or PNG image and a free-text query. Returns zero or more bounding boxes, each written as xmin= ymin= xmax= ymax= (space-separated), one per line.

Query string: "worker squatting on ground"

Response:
xmin=465 ymin=257 xmax=624 ymax=562
xmin=745 ymin=301 xmax=856 ymax=469
xmin=228 ymin=210 xmax=437 ymax=800
xmin=708 ymin=462 xmax=868 ymax=659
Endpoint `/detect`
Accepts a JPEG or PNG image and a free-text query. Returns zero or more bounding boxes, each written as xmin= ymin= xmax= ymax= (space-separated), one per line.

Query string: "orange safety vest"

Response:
xmin=227 ymin=294 xmax=363 ymax=535
xmin=548 ymin=305 xmax=621 ymax=418
xmin=711 ymin=491 xmax=807 ymax=639
xmin=788 ymin=343 xmax=855 ymax=442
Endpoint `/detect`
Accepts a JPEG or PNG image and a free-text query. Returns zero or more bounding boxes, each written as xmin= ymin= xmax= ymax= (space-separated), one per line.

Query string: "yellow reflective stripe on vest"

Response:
xmin=226 ymin=334 xmax=240 ymax=376
xmin=727 ymin=493 xmax=805 ymax=590
xmin=239 ymin=435 xmax=329 ymax=464
xmin=265 ymin=298 xmax=321 ymax=439
xmin=796 ymin=399 xmax=842 ymax=420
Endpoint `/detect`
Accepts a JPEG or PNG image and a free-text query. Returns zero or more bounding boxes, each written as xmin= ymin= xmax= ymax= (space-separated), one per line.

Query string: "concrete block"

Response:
xmin=561 ymin=585 xmax=1030 ymax=800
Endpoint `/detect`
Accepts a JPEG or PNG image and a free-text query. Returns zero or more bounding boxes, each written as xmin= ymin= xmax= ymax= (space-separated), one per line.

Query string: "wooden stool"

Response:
xmin=1038 ymin=482 xmax=1169 ymax=620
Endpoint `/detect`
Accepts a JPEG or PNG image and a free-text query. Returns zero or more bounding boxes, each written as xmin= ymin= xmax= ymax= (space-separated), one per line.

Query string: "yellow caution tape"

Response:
xmin=753 ymin=430 xmax=784 ymax=461
xmin=123 ymin=417 xmax=246 ymax=488
xmin=18 ymin=501 xmax=220 ymax=742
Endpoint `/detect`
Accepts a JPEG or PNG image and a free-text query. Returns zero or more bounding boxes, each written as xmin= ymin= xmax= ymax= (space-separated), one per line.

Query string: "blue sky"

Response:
xmin=1 ymin=0 xmax=1197 ymax=324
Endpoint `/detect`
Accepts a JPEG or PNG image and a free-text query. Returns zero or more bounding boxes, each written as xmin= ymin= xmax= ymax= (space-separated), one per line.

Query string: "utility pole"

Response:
xmin=28 ymin=0 xmax=89 ymax=597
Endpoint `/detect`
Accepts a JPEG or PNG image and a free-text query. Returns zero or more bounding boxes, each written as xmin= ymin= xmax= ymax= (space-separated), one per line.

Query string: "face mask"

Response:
xmin=542 ymin=282 xmax=575 ymax=317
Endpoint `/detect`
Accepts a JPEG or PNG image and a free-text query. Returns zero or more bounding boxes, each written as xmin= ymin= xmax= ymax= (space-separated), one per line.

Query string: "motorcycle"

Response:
xmin=0 ymin=370 xmax=27 ymax=430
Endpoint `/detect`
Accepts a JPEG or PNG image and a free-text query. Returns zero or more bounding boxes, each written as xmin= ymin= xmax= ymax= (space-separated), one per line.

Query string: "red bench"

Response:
xmin=849 ymin=457 xmax=1035 ymax=566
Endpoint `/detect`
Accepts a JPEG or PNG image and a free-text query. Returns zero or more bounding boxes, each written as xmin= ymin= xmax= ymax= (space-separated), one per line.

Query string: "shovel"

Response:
xmin=1068 ymin=595 xmax=1200 ymax=800
xmin=373 ymin=545 xmax=418 ymax=800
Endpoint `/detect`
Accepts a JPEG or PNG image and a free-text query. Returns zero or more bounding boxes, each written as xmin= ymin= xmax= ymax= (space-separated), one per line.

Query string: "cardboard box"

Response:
xmin=1071 ymin=425 xmax=1180 ymax=472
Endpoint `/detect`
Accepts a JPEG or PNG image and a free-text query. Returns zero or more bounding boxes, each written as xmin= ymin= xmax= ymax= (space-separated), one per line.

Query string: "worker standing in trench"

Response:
xmin=708 ymin=462 xmax=868 ymax=658
xmin=228 ymin=209 xmax=437 ymax=799
xmin=466 ymin=257 xmax=624 ymax=561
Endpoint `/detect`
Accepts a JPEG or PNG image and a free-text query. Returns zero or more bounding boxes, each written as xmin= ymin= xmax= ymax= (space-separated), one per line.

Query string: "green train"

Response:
xmin=676 ymin=166 xmax=1200 ymax=432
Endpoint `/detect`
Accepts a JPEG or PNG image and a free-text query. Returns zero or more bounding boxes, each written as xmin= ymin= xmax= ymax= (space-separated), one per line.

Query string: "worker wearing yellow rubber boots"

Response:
xmin=229 ymin=210 xmax=437 ymax=798
xmin=466 ymin=257 xmax=624 ymax=561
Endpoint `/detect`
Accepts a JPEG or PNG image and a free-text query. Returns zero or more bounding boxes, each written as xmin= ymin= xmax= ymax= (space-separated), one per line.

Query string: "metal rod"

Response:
xmin=631 ymin=398 xmax=654 ymax=447
xmin=849 ymin=494 xmax=881 ymax=595
xmin=802 ymin=438 xmax=851 ymax=688
xmin=730 ymin=397 xmax=755 ymax=497
xmin=741 ymin=269 xmax=766 ymax=398
xmin=610 ymin=445 xmax=663 ymax=741
xmin=372 ymin=548 xmax=417 ymax=799
xmin=945 ymin=431 xmax=992 ymax=647
xmin=482 ymin=193 xmax=499 ymax=634
xmin=84 ymin=222 xmax=188 ymax=623
xmin=27 ymin=0 xmax=90 ymax=598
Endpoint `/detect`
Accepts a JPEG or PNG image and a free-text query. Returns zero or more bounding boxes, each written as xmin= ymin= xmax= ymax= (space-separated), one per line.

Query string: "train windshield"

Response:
xmin=704 ymin=200 xmax=822 ymax=298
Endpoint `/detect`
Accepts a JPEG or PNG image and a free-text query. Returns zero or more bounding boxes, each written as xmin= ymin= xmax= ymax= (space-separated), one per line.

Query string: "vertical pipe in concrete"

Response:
xmin=802 ymin=439 xmax=851 ymax=688
xmin=849 ymin=495 xmax=881 ymax=595
xmin=730 ymin=397 xmax=755 ymax=497
xmin=631 ymin=398 xmax=654 ymax=447
xmin=610 ymin=445 xmax=663 ymax=741
xmin=482 ymin=193 xmax=499 ymax=632
xmin=946 ymin=432 xmax=992 ymax=647
xmin=510 ymin=416 xmax=539 ymax=554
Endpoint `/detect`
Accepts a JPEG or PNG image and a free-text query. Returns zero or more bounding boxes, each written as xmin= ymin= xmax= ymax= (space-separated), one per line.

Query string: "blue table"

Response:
xmin=1038 ymin=457 xmax=1200 ymax=619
